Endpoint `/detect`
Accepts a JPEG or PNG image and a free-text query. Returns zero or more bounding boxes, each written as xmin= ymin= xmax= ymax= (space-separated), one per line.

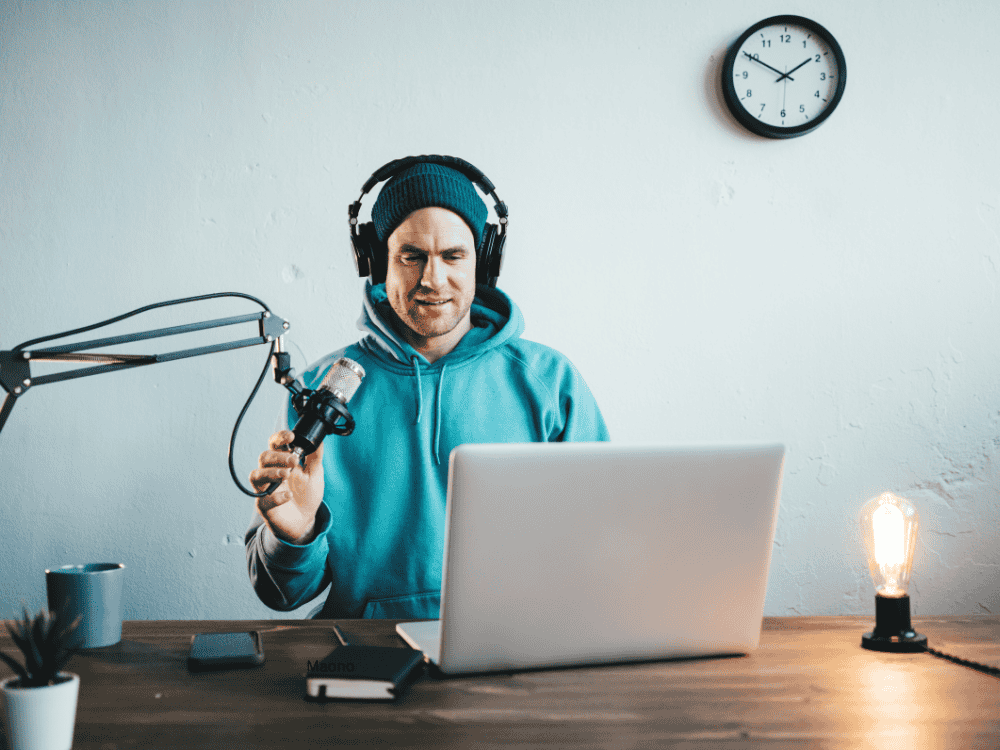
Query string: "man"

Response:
xmin=245 ymin=159 xmax=609 ymax=619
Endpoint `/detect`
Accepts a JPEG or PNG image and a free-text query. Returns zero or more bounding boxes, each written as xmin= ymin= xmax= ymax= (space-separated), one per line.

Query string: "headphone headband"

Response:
xmin=348 ymin=155 xmax=508 ymax=288
xmin=352 ymin=154 xmax=507 ymax=221
xmin=363 ymin=155 xmax=496 ymax=196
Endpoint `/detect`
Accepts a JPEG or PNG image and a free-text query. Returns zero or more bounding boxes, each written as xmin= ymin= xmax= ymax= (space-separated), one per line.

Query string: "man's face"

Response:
xmin=385 ymin=206 xmax=477 ymax=345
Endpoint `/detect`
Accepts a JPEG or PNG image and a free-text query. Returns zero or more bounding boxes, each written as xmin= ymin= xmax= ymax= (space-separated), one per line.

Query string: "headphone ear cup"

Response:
xmin=351 ymin=222 xmax=374 ymax=278
xmin=352 ymin=223 xmax=388 ymax=284
xmin=477 ymin=223 xmax=505 ymax=288
xmin=365 ymin=225 xmax=389 ymax=285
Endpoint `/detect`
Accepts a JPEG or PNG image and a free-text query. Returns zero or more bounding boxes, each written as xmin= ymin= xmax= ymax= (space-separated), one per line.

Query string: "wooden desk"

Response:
xmin=2 ymin=616 xmax=998 ymax=749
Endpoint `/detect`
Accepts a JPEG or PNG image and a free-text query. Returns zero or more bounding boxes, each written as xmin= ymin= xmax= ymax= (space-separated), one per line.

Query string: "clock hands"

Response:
xmin=782 ymin=66 xmax=788 ymax=120
xmin=742 ymin=52 xmax=815 ymax=84
xmin=776 ymin=57 xmax=812 ymax=82
xmin=742 ymin=52 xmax=790 ymax=81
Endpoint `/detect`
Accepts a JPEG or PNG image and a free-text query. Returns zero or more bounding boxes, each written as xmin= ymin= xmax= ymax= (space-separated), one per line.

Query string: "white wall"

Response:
xmin=1 ymin=0 xmax=998 ymax=620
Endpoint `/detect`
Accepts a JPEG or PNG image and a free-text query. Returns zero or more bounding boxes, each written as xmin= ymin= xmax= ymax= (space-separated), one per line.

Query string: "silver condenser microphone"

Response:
xmin=286 ymin=356 xmax=366 ymax=462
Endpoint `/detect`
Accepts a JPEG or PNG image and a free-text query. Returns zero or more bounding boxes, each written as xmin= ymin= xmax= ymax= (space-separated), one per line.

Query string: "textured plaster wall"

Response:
xmin=1 ymin=0 xmax=998 ymax=620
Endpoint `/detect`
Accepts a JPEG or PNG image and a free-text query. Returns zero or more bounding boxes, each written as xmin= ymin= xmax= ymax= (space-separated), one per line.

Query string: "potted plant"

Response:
xmin=0 ymin=606 xmax=82 ymax=750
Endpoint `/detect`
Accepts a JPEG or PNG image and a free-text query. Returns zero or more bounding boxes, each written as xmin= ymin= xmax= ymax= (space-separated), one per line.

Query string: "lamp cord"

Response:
xmin=924 ymin=645 xmax=1000 ymax=678
xmin=13 ymin=292 xmax=278 ymax=499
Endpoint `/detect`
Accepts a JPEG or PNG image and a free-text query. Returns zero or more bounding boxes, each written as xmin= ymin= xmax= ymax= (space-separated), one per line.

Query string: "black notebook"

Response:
xmin=305 ymin=644 xmax=425 ymax=701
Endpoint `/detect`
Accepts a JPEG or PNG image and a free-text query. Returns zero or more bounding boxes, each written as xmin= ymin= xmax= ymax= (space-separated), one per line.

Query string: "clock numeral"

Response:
xmin=799 ymin=104 xmax=805 ymax=113
xmin=762 ymin=39 xmax=771 ymax=48
xmin=742 ymin=71 xmax=748 ymax=79
xmin=746 ymin=89 xmax=752 ymax=98
xmin=760 ymin=103 xmax=765 ymax=112
xmin=820 ymin=72 xmax=826 ymax=80
xmin=780 ymin=109 xmax=786 ymax=118
xmin=814 ymin=54 xmax=821 ymax=62
xmin=780 ymin=34 xmax=790 ymax=43
xmin=815 ymin=90 xmax=820 ymax=98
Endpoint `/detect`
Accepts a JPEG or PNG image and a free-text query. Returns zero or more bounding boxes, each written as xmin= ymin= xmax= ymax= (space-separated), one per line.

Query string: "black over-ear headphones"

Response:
xmin=348 ymin=155 xmax=509 ymax=288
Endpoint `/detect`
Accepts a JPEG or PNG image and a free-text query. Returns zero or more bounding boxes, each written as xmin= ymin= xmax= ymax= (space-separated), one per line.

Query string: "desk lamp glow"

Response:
xmin=859 ymin=492 xmax=927 ymax=652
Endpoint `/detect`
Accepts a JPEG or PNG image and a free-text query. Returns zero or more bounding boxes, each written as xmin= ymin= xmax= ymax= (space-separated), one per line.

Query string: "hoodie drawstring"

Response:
xmin=434 ymin=364 xmax=447 ymax=466
xmin=411 ymin=356 xmax=423 ymax=425
xmin=410 ymin=356 xmax=447 ymax=465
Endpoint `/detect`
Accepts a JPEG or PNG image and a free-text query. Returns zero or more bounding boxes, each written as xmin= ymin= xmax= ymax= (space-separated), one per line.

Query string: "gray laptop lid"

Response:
xmin=397 ymin=442 xmax=785 ymax=675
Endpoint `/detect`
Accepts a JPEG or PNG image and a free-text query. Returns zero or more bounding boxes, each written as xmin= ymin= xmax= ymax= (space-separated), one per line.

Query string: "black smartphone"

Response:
xmin=187 ymin=631 xmax=265 ymax=672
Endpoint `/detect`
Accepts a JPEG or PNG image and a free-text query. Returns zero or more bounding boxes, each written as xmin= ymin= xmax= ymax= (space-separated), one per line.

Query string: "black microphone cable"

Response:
xmin=12 ymin=291 xmax=272 ymax=351
xmin=12 ymin=291 xmax=279 ymax=498
xmin=228 ymin=336 xmax=277 ymax=498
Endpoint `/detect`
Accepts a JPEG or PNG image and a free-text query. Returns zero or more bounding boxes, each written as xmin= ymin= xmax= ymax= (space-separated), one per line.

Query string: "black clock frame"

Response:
xmin=721 ymin=15 xmax=847 ymax=139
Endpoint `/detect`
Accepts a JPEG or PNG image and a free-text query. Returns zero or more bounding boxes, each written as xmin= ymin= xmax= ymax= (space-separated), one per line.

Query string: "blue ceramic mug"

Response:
xmin=45 ymin=563 xmax=126 ymax=649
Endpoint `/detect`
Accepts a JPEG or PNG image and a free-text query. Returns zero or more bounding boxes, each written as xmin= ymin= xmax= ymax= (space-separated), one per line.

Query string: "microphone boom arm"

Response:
xmin=0 ymin=307 xmax=291 ymax=434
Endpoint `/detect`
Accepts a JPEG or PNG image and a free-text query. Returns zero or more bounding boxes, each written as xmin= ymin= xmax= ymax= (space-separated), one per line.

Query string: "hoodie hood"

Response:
xmin=356 ymin=281 xmax=524 ymax=369
xmin=355 ymin=281 xmax=526 ymax=465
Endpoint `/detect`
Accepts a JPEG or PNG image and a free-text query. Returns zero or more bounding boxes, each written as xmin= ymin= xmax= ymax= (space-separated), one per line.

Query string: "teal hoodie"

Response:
xmin=245 ymin=282 xmax=610 ymax=619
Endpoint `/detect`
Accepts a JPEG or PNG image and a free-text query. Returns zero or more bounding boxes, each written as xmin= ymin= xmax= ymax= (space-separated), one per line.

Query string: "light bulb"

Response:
xmin=861 ymin=493 xmax=918 ymax=598
xmin=859 ymin=493 xmax=927 ymax=652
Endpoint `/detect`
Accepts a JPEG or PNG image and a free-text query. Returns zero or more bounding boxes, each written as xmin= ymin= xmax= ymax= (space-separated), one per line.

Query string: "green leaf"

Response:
xmin=51 ymin=612 xmax=82 ymax=648
xmin=3 ymin=607 xmax=83 ymax=686
xmin=0 ymin=649 xmax=30 ymax=683
xmin=30 ymin=610 xmax=47 ymax=649
xmin=23 ymin=614 xmax=45 ymax=678
xmin=11 ymin=611 xmax=31 ymax=644
xmin=7 ymin=619 xmax=37 ymax=678
xmin=6 ymin=620 xmax=28 ymax=651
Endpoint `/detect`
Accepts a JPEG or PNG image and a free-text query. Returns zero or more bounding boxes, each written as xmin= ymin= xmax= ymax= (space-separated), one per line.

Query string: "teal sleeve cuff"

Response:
xmin=259 ymin=502 xmax=333 ymax=568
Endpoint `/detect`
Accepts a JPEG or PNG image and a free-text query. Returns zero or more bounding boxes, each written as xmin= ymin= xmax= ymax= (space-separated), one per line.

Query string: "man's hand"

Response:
xmin=250 ymin=430 xmax=325 ymax=544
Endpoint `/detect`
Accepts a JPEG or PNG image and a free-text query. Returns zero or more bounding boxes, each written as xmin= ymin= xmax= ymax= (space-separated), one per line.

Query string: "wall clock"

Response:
xmin=721 ymin=15 xmax=846 ymax=139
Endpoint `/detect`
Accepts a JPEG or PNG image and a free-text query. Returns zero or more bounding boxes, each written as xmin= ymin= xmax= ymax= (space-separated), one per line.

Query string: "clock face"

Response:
xmin=722 ymin=16 xmax=846 ymax=138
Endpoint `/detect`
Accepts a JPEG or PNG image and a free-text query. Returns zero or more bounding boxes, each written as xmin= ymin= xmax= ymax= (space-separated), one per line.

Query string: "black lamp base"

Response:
xmin=861 ymin=630 xmax=927 ymax=652
xmin=860 ymin=593 xmax=927 ymax=652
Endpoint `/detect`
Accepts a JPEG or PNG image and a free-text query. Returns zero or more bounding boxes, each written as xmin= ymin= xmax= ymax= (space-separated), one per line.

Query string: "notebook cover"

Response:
xmin=304 ymin=645 xmax=424 ymax=701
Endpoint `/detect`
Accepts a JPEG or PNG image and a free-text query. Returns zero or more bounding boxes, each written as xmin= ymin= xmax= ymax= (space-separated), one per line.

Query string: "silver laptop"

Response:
xmin=396 ymin=442 xmax=785 ymax=675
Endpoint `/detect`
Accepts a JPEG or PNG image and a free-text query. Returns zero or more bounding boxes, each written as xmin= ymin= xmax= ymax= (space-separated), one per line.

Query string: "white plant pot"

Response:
xmin=1 ymin=672 xmax=79 ymax=750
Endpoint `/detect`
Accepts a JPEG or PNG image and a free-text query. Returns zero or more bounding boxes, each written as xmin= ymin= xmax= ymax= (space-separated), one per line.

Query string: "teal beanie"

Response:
xmin=371 ymin=162 xmax=487 ymax=249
